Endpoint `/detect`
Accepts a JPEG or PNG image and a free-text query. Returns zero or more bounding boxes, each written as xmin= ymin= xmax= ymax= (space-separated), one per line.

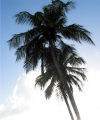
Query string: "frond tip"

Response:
xmin=61 ymin=24 xmax=95 ymax=45
xmin=15 ymin=11 xmax=34 ymax=25
xmin=45 ymin=78 xmax=55 ymax=99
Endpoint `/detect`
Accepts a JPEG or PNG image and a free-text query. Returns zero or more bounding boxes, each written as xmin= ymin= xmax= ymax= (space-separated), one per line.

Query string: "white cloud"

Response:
xmin=0 ymin=68 xmax=100 ymax=120
xmin=76 ymin=68 xmax=100 ymax=120
xmin=0 ymin=70 xmax=70 ymax=120
xmin=0 ymin=104 xmax=5 ymax=112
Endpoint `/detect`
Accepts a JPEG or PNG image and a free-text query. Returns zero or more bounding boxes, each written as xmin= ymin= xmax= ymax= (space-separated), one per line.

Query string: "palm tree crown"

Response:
xmin=35 ymin=43 xmax=86 ymax=120
xmin=8 ymin=0 xmax=94 ymax=73
xmin=36 ymin=43 xmax=86 ymax=98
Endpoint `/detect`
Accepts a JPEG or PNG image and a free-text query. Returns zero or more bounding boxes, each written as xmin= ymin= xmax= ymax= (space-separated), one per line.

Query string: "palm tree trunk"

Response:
xmin=41 ymin=56 xmax=44 ymax=74
xmin=41 ymin=45 xmax=44 ymax=75
xmin=61 ymin=87 xmax=74 ymax=120
xmin=50 ymin=40 xmax=81 ymax=120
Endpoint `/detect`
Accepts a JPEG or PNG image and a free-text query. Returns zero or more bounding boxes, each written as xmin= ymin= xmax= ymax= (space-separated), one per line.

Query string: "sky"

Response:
xmin=0 ymin=0 xmax=100 ymax=120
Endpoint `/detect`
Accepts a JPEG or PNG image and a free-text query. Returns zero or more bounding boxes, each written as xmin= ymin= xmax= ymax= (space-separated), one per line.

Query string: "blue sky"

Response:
xmin=1 ymin=0 xmax=100 ymax=102
xmin=0 ymin=0 xmax=51 ymax=103
xmin=0 ymin=0 xmax=100 ymax=119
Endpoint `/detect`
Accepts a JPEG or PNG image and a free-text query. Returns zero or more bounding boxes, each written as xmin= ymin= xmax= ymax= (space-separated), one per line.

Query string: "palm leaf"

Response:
xmin=15 ymin=11 xmax=34 ymax=25
xmin=60 ymin=24 xmax=94 ymax=44
xmin=8 ymin=28 xmax=40 ymax=49
xmin=45 ymin=77 xmax=55 ymax=99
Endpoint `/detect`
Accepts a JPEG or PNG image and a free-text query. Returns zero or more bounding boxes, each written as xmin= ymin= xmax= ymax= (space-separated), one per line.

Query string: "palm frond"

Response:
xmin=33 ymin=12 xmax=44 ymax=26
xmin=61 ymin=24 xmax=94 ymax=44
xmin=35 ymin=70 xmax=53 ymax=89
xmin=58 ymin=40 xmax=85 ymax=66
xmin=60 ymin=40 xmax=76 ymax=53
xmin=24 ymin=57 xmax=33 ymax=72
xmin=45 ymin=77 xmax=55 ymax=99
xmin=56 ymin=82 xmax=65 ymax=100
xmin=65 ymin=53 xmax=86 ymax=66
xmin=15 ymin=11 xmax=34 ymax=25
xmin=8 ymin=28 xmax=39 ymax=49
xmin=15 ymin=45 xmax=26 ymax=61
xmin=67 ymin=67 xmax=86 ymax=73
xmin=71 ymin=78 xmax=82 ymax=91
xmin=52 ymin=0 xmax=75 ymax=13
xmin=64 ymin=1 xmax=75 ymax=12
xmin=67 ymin=69 xmax=87 ymax=81
xmin=8 ymin=32 xmax=26 ymax=49
xmin=65 ymin=74 xmax=83 ymax=91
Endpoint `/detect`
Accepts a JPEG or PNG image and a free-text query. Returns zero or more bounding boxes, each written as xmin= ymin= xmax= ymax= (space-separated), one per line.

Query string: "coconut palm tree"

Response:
xmin=8 ymin=0 xmax=94 ymax=120
xmin=35 ymin=42 xmax=86 ymax=120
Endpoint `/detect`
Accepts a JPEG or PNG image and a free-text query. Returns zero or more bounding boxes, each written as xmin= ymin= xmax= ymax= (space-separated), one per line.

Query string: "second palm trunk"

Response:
xmin=50 ymin=41 xmax=81 ymax=120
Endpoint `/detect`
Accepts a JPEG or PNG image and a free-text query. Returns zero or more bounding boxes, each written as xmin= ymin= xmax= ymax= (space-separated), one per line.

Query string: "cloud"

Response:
xmin=0 ymin=104 xmax=5 ymax=112
xmin=0 ymin=69 xmax=100 ymax=120
xmin=0 ymin=70 xmax=70 ymax=120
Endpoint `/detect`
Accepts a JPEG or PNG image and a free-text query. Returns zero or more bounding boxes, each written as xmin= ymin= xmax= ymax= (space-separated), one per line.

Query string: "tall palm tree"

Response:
xmin=8 ymin=0 xmax=94 ymax=120
xmin=35 ymin=43 xmax=86 ymax=120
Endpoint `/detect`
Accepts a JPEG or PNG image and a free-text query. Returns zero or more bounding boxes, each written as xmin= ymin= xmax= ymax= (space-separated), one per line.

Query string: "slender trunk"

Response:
xmin=41 ymin=56 xmax=44 ymax=74
xmin=41 ymin=45 xmax=44 ymax=75
xmin=61 ymin=87 xmax=74 ymax=120
xmin=50 ymin=41 xmax=81 ymax=120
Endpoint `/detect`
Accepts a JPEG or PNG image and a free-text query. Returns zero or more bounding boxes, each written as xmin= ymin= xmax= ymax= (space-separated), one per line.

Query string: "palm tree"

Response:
xmin=8 ymin=0 xmax=94 ymax=120
xmin=35 ymin=43 xmax=86 ymax=120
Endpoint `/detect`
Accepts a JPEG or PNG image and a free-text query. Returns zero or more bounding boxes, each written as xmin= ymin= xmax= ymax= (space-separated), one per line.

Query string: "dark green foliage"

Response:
xmin=35 ymin=45 xmax=86 ymax=99
xmin=8 ymin=0 xmax=94 ymax=72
